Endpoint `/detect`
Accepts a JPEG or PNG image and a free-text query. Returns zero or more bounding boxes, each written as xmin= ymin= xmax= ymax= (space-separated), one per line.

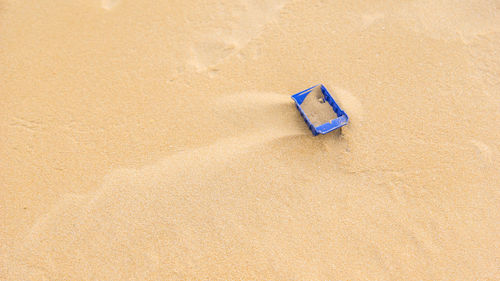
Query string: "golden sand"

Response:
xmin=1 ymin=0 xmax=499 ymax=279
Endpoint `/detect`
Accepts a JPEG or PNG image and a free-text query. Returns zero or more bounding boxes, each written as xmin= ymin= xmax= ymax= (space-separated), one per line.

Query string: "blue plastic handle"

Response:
xmin=291 ymin=84 xmax=348 ymax=136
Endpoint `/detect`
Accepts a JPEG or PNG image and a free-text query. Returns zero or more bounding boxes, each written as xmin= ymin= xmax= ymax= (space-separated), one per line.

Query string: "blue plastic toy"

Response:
xmin=291 ymin=84 xmax=348 ymax=136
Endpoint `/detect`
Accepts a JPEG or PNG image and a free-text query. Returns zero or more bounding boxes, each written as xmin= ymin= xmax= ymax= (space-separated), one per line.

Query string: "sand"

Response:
xmin=1 ymin=0 xmax=499 ymax=280
xmin=300 ymin=85 xmax=337 ymax=126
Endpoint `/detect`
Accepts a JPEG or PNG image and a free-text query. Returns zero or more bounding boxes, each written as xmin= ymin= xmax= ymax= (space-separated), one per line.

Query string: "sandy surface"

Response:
xmin=1 ymin=0 xmax=499 ymax=280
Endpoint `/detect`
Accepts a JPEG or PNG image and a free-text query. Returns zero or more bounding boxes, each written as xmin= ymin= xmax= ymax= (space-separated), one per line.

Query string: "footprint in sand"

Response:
xmin=98 ymin=0 xmax=288 ymax=79
xmin=187 ymin=0 xmax=288 ymax=72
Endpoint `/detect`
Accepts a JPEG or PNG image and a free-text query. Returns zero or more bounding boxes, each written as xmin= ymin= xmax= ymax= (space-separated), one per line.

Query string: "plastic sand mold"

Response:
xmin=291 ymin=84 xmax=348 ymax=136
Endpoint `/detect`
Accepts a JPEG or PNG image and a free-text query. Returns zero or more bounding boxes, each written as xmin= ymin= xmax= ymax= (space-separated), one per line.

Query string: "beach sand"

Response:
xmin=1 ymin=0 xmax=499 ymax=279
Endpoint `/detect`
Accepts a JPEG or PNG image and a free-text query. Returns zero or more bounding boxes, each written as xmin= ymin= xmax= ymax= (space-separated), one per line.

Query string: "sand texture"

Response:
xmin=1 ymin=0 xmax=499 ymax=280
